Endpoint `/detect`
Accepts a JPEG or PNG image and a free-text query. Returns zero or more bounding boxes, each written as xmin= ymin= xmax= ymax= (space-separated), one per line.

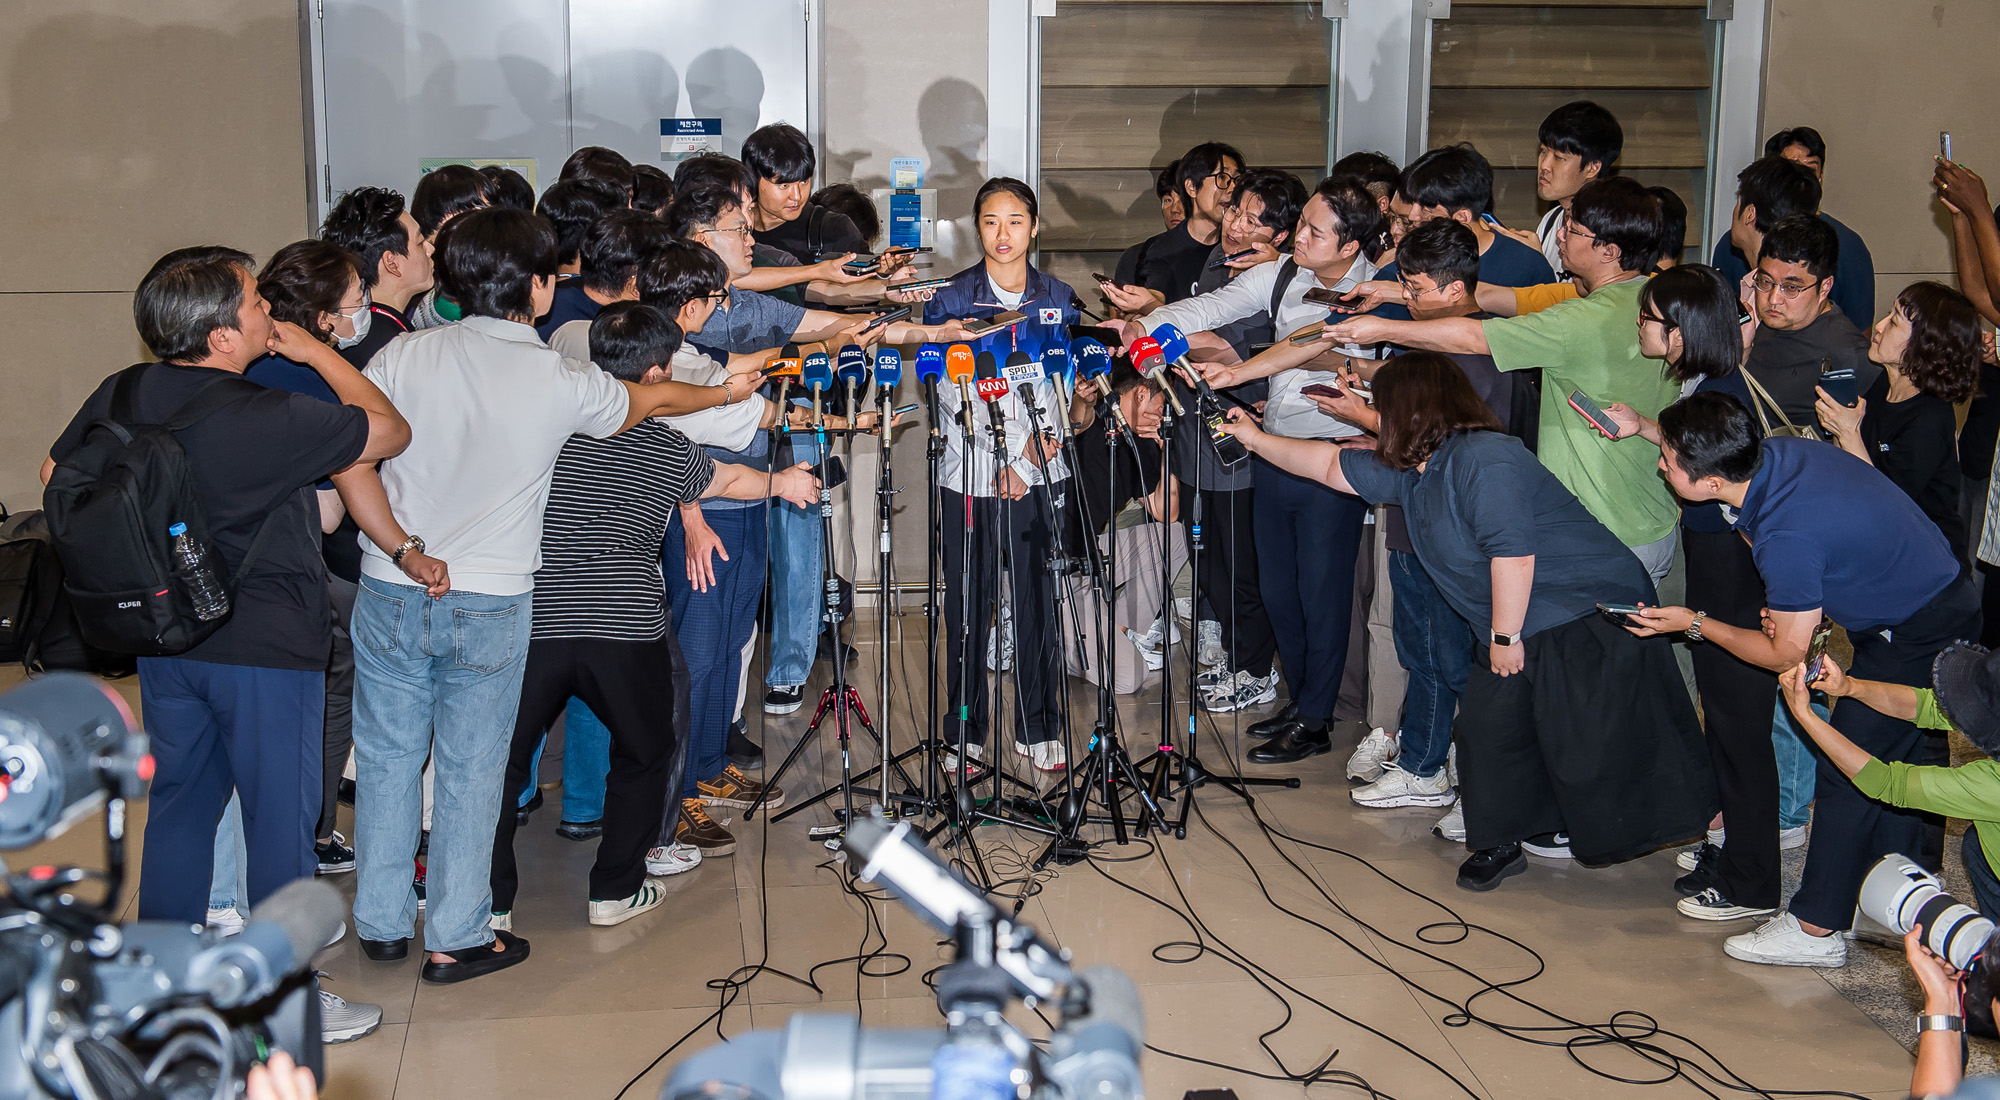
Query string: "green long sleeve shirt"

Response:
xmin=1851 ymin=689 xmax=2000 ymax=878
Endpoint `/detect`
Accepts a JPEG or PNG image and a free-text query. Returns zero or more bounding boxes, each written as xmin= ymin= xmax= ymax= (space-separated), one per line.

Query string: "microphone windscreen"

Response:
xmin=944 ymin=343 xmax=975 ymax=382
xmin=916 ymin=344 xmax=945 ymax=382
xmin=1042 ymin=344 xmax=1072 ymax=383
xmin=1149 ymin=323 xmax=1190 ymax=363
xmin=973 ymin=351 xmax=999 ymax=379
xmin=1128 ymin=336 xmax=1165 ymax=370
xmin=1071 ymin=337 xmax=1112 ymax=378
xmin=802 ymin=350 xmax=833 ymax=390
xmin=245 ymin=878 xmax=346 ymax=973
xmin=1005 ymin=350 xmax=1032 ymax=369
xmin=836 ymin=345 xmax=868 ymax=386
xmin=874 ymin=347 xmax=903 ymax=386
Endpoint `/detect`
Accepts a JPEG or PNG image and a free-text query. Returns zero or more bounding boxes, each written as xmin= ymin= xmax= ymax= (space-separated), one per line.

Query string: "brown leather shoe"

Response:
xmin=676 ymin=798 xmax=737 ymax=856
xmin=696 ymin=764 xmax=785 ymax=811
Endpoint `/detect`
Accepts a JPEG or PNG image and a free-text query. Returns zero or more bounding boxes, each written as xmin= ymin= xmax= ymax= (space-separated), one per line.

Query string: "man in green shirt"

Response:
xmin=1779 ymin=642 xmax=2000 ymax=922
xmin=1324 ymin=177 xmax=1682 ymax=580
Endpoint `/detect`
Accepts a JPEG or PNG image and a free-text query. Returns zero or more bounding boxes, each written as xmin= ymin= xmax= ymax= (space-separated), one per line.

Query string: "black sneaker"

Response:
xmin=315 ymin=832 xmax=356 ymax=875
xmin=763 ymin=685 xmax=805 ymax=715
xmin=514 ymin=788 xmax=544 ymax=827
xmin=727 ymin=720 xmax=764 ymax=768
xmin=556 ymin=818 xmax=604 ymax=841
xmin=1674 ymin=847 xmax=1722 ymax=897
xmin=1457 ymin=843 xmax=1527 ymax=891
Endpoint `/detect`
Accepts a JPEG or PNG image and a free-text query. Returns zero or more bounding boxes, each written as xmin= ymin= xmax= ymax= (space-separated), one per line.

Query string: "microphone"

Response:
xmin=874 ymin=348 xmax=902 ymax=440
xmin=1127 ymin=335 xmax=1185 ymax=416
xmin=1151 ymin=323 xmax=1245 ymax=468
xmin=974 ymin=351 xmax=1011 ymax=447
xmin=186 ymin=878 xmax=345 ymax=1009
xmin=945 ymin=343 xmax=977 ymax=440
xmin=802 ymin=348 xmax=833 ymax=431
xmin=836 ymin=343 xmax=868 ymax=431
xmin=916 ymin=343 xmax=945 ymax=439
xmin=1072 ymin=337 xmax=1134 ymax=439
xmin=768 ymin=343 xmax=802 ymax=429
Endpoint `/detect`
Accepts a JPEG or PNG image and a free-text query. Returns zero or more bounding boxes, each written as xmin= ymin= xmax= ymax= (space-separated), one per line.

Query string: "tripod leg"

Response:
xmin=745 ymin=689 xmax=835 ymax=821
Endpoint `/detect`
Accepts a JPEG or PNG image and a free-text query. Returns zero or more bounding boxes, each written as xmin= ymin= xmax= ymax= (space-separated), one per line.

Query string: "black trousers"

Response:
xmin=319 ymin=575 xmax=356 ymax=840
xmin=1253 ymin=459 xmax=1367 ymax=721
xmin=1682 ymin=529 xmax=1781 ymax=907
xmin=1456 ymin=613 xmax=1715 ymax=864
xmin=1179 ymin=482 xmax=1275 ymax=677
xmin=492 ymin=633 xmax=680 ymax=909
xmin=1789 ymin=575 xmax=1980 ymax=931
xmin=940 ymin=486 xmax=1064 ymax=747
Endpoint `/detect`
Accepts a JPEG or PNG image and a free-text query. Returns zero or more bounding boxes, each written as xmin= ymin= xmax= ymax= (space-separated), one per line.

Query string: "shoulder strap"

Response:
xmin=1737 ymin=367 xmax=1799 ymax=435
xmin=106 ymin=364 xmax=153 ymax=424
xmin=805 ymin=204 xmax=827 ymax=259
xmin=1269 ymin=258 xmax=1298 ymax=323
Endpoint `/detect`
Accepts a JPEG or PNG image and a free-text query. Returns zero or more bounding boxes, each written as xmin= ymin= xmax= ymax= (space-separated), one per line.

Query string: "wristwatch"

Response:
xmin=1489 ymin=629 xmax=1521 ymax=647
xmin=391 ymin=534 xmax=425 ymax=566
xmin=1686 ymin=611 xmax=1708 ymax=642
xmin=1918 ymin=1013 xmax=1964 ymax=1033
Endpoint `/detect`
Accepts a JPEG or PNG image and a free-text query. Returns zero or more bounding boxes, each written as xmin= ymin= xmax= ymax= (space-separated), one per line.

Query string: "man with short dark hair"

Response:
xmin=537 ymin=177 xmax=627 ymax=277
xmin=1366 ymin=143 xmax=1557 ymax=322
xmin=43 ymin=247 xmax=410 ymax=929
xmin=1634 ymin=394 xmax=1977 ymax=968
xmin=320 ymin=186 xmax=433 ymax=368
xmin=741 ymin=123 xmax=868 ymax=264
xmin=1712 ymin=135 xmax=1877 ymax=330
xmin=535 ymin=208 xmax=673 ymax=340
xmin=1533 ymin=101 xmax=1623 ymax=274
xmin=1104 ymin=143 xmax=1245 ymax=313
xmin=560 ymin=145 xmax=637 ymax=199
xmin=1742 ymin=214 xmax=1879 ymax=432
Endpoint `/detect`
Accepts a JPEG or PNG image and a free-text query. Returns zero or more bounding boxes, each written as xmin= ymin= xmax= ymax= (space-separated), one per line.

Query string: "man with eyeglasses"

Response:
xmin=1742 ymin=214 xmax=1878 ymax=435
xmin=1101 ymin=143 xmax=1245 ymax=315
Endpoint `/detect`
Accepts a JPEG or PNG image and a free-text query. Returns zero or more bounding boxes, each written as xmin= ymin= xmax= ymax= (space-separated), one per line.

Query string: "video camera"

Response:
xmin=665 ymin=811 xmax=1146 ymax=1100
xmin=1863 ymin=852 xmax=2000 ymax=1037
xmin=0 ymin=672 xmax=337 ymax=1100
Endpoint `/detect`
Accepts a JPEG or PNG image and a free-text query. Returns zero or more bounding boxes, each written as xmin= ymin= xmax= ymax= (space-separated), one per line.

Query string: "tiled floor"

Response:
xmin=0 ymin=621 xmax=1938 ymax=1099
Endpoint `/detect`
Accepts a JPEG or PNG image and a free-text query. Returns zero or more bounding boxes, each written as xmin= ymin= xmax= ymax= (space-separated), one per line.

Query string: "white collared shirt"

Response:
xmin=549 ymin=319 xmax=768 ymax=451
xmin=360 ymin=315 xmax=630 ymax=595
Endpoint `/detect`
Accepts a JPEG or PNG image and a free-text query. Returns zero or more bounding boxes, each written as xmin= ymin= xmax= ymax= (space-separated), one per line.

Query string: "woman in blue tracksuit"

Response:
xmin=923 ymin=177 xmax=1080 ymax=773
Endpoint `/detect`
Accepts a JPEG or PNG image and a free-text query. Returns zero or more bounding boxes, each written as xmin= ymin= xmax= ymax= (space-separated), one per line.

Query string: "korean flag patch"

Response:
xmin=1039 ymin=307 xmax=1062 ymax=326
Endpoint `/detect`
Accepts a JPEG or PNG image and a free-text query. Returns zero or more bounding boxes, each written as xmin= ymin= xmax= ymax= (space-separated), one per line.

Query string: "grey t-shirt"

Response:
xmin=705 ymin=286 xmax=808 ymax=355
xmin=1742 ymin=309 xmax=1879 ymax=436
xmin=1339 ymin=431 xmax=1654 ymax=638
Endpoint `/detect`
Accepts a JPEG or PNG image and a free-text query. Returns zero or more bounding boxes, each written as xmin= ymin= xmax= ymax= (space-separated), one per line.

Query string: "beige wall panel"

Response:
xmin=0 ymin=294 xmax=146 ymax=509
xmin=1043 ymin=3 xmax=1328 ymax=89
xmin=1432 ymin=8 xmax=1709 ymax=90
xmin=1043 ymin=86 xmax=1328 ymax=172
xmin=1763 ymin=0 xmax=2000 ymax=308
xmin=0 ymin=1 xmax=310 ymax=295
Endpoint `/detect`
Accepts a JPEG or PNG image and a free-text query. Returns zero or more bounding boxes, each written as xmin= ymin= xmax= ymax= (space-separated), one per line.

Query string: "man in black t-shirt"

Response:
xmin=1103 ymin=143 xmax=1243 ymax=315
xmin=1061 ymin=360 xmax=1185 ymax=694
xmin=741 ymin=123 xmax=868 ymax=264
xmin=42 ymin=247 xmax=409 ymax=928
xmin=1743 ymin=215 xmax=1878 ymax=433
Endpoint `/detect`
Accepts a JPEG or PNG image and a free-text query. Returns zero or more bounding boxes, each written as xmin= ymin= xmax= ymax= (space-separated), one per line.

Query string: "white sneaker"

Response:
xmin=1433 ymin=802 xmax=1466 ymax=842
xmin=646 ymin=841 xmax=704 ymax=877
xmin=1446 ymin=742 xmax=1459 ymax=788
xmin=985 ymin=620 xmax=1015 ymax=672
xmin=1351 ymin=764 xmax=1455 ymax=808
xmin=1134 ymin=616 xmax=1181 ymax=656
xmin=589 ymin=877 xmax=671 ymax=927
xmin=1016 ymin=739 xmax=1067 ymax=772
xmin=1345 ymin=728 xmax=1397 ymax=783
xmin=326 ymin=920 xmax=347 ymax=949
xmin=1723 ymin=912 xmax=1848 ymax=968
xmin=206 ymin=907 xmax=245 ymax=937
xmin=1121 ymin=626 xmax=1166 ymax=673
xmin=1778 ymin=825 xmax=1809 ymax=850
xmin=1174 ymin=596 xmax=1194 ymax=626
xmin=1200 ymin=669 xmax=1280 ymax=713
xmin=1522 ymin=832 xmax=1572 ymax=859
xmin=1196 ymin=665 xmax=1235 ymax=690
xmin=318 ymin=987 xmax=383 ymax=1044
xmin=942 ymin=743 xmax=985 ymax=776
xmin=1196 ymin=620 xmax=1226 ymax=670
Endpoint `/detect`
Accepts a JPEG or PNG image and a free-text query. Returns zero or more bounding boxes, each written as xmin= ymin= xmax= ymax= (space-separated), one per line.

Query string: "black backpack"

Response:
xmin=0 ymin=508 xmax=134 ymax=675
xmin=41 ymin=365 xmax=286 ymax=657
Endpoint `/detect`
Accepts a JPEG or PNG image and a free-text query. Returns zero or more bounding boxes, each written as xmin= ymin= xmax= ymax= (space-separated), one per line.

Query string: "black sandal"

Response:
xmin=419 ymin=929 xmax=530 ymax=984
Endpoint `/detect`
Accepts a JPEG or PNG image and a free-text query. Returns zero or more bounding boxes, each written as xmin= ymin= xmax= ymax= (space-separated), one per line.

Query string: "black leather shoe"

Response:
xmin=1457 ymin=844 xmax=1527 ymax=891
xmin=514 ymin=788 xmax=543 ymax=826
xmin=361 ymin=937 xmax=409 ymax=962
xmin=420 ymin=929 xmax=530 ymax=984
xmin=1246 ymin=720 xmax=1331 ymax=764
xmin=556 ymin=818 xmax=603 ymax=841
xmin=1245 ymin=701 xmax=1299 ymax=740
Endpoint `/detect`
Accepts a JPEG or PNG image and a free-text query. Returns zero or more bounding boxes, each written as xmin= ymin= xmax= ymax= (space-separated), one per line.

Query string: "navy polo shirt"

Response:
xmin=535 ymin=279 xmax=602 ymax=342
xmin=1732 ymin=437 xmax=1958 ymax=631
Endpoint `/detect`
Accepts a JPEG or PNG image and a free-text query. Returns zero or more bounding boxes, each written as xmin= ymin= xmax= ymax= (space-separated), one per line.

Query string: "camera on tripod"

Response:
xmin=1862 ymin=852 xmax=2000 ymax=1038
xmin=0 ymin=672 xmax=340 ymax=1100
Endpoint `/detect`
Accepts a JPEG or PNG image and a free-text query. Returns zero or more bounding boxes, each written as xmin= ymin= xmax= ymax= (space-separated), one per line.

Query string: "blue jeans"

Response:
xmin=208 ymin=791 xmax=246 ymax=912
xmin=1388 ymin=550 xmax=1471 ymax=779
xmin=767 ymin=437 xmax=824 ymax=689
xmin=136 ymin=657 xmax=323 ymax=924
xmin=1773 ymin=698 xmax=1822 ymax=830
xmin=556 ymin=698 xmax=612 ymax=822
xmin=350 ymin=576 xmax=532 ymax=953
xmin=668 ymin=504 xmax=768 ymax=794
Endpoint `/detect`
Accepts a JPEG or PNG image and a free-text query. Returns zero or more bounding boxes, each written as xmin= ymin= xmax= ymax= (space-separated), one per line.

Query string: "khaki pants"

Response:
xmin=1065 ymin=521 xmax=1188 ymax=695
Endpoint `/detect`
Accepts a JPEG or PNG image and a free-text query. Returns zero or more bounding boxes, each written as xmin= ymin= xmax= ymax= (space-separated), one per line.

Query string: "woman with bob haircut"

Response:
xmin=1218 ymin=352 xmax=1714 ymax=891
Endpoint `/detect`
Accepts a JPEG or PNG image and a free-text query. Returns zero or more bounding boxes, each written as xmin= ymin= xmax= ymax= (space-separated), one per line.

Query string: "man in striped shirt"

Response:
xmin=488 ymin=302 xmax=817 ymax=929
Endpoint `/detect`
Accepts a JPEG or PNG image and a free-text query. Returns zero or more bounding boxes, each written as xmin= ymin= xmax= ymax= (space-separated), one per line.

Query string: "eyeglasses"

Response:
xmin=1206 ymin=169 xmax=1242 ymax=190
xmin=1398 ymin=278 xmax=1443 ymax=299
xmin=333 ymin=291 xmax=371 ymax=324
xmin=700 ymin=223 xmax=754 ymax=240
xmin=1638 ymin=309 xmax=1673 ymax=327
xmin=701 ymin=290 xmax=730 ymax=303
xmin=1389 ymin=213 xmax=1416 ymax=235
xmin=1564 ymin=224 xmax=1600 ymax=245
xmin=1751 ymin=272 xmax=1822 ymax=300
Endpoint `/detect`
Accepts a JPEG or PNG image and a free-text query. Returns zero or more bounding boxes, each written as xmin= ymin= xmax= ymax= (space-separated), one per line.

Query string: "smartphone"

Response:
xmin=1805 ymin=617 xmax=1837 ymax=683
xmin=963 ymin=310 xmax=1027 ymax=337
xmin=1818 ymin=356 xmax=1857 ymax=408
xmin=1286 ymin=321 xmax=1329 ymax=346
xmin=1299 ymin=382 xmax=1344 ymax=401
xmin=891 ymin=275 xmax=955 ymax=295
xmin=1068 ymin=324 xmax=1126 ymax=346
xmin=857 ymin=304 xmax=913 ymax=334
xmin=1206 ymin=410 xmax=1249 ymax=468
xmin=1091 ymin=271 xmax=1122 ymax=288
xmin=1942 ymin=131 xmax=1955 ymax=162
xmin=1567 ymin=389 xmax=1621 ymax=439
xmin=1206 ymin=247 xmax=1258 ymax=269
xmin=879 ymin=245 xmax=927 ymax=258
xmin=842 ymin=255 xmax=881 ymax=275
xmin=1597 ymin=602 xmax=1644 ymax=627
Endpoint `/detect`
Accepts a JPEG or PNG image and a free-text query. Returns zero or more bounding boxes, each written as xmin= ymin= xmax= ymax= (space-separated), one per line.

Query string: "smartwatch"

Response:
xmin=1490 ymin=629 xmax=1522 ymax=647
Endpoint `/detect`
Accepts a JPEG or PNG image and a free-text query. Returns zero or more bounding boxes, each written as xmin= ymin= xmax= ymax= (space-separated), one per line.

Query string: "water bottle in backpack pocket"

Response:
xmin=168 ymin=523 xmax=229 ymax=622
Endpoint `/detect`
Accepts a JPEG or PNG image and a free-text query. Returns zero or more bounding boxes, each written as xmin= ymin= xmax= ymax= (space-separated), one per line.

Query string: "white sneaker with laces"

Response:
xmin=646 ymin=841 xmax=703 ymax=877
xmin=1723 ymin=912 xmax=1847 ymax=967
xmin=1016 ymin=739 xmax=1067 ymax=772
xmin=1676 ymin=888 xmax=1777 ymax=922
xmin=318 ymin=987 xmax=383 ymax=1044
xmin=1778 ymin=824 xmax=1809 ymax=850
xmin=1196 ymin=620 xmax=1226 ymax=670
xmin=1196 ymin=665 xmax=1235 ymax=690
xmin=1522 ymin=832 xmax=1572 ymax=859
xmin=1200 ymin=669 xmax=1279 ymax=713
xmin=1433 ymin=802 xmax=1466 ymax=842
xmin=206 ymin=907 xmax=245 ymax=937
xmin=1122 ymin=627 xmax=1166 ymax=672
xmin=1345 ymin=728 xmax=1397 ymax=783
xmin=942 ymin=744 xmax=985 ymax=776
xmin=1351 ymin=764 xmax=1455 ymax=808
xmin=589 ymin=877 xmax=671 ymax=927
xmin=1174 ymin=596 xmax=1194 ymax=626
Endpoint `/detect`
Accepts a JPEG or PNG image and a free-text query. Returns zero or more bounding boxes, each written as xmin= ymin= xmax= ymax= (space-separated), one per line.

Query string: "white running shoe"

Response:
xmin=319 ymin=988 xmax=383 ymax=1044
xmin=1200 ymin=669 xmax=1280 ymax=713
xmin=1196 ymin=665 xmax=1235 ymax=690
xmin=942 ymin=744 xmax=985 ymax=776
xmin=1196 ymin=620 xmax=1226 ymax=670
xmin=645 ymin=841 xmax=704 ymax=877
xmin=206 ymin=907 xmax=245 ymax=937
xmin=1778 ymin=824 xmax=1809 ymax=850
xmin=1723 ymin=912 xmax=1847 ymax=967
xmin=1174 ymin=596 xmax=1194 ymax=626
xmin=589 ymin=878 xmax=671 ymax=927
xmin=1522 ymin=832 xmax=1572 ymax=859
xmin=1134 ymin=616 xmax=1181 ymax=656
xmin=1015 ymin=740 xmax=1067 ymax=772
xmin=1122 ymin=627 xmax=1166 ymax=673
xmin=1351 ymin=764 xmax=1455 ymax=808
xmin=1433 ymin=802 xmax=1466 ymax=842
xmin=1345 ymin=728 xmax=1397 ymax=784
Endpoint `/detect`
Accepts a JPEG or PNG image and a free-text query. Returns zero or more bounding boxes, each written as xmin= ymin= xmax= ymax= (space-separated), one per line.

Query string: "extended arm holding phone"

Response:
xmin=1626 ymin=603 xmax=1822 ymax=672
